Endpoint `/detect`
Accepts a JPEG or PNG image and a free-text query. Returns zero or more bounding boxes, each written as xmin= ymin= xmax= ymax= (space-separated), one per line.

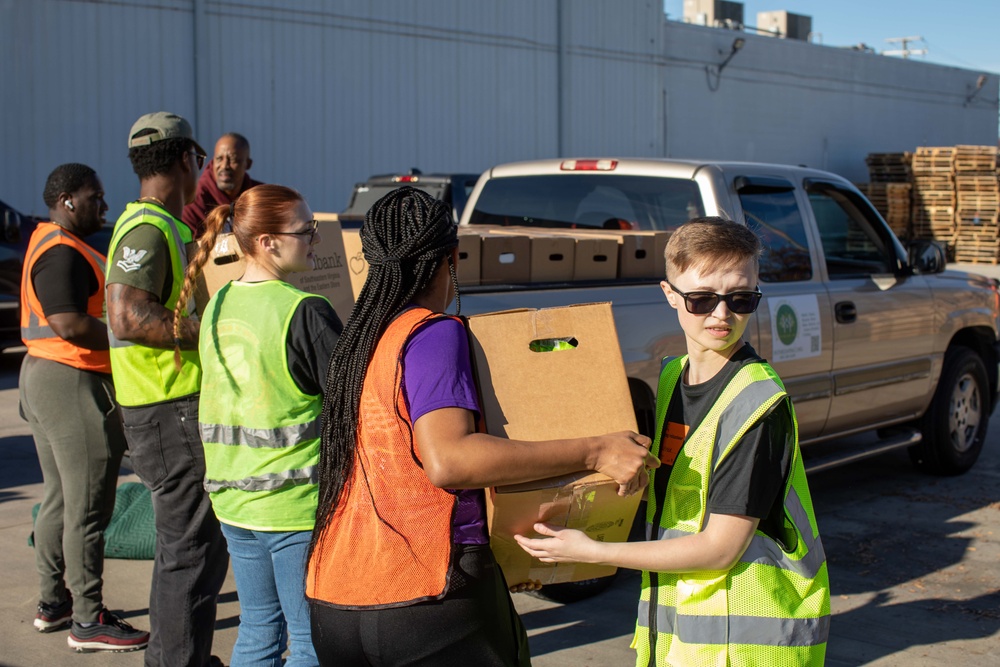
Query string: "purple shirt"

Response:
xmin=402 ymin=316 xmax=489 ymax=545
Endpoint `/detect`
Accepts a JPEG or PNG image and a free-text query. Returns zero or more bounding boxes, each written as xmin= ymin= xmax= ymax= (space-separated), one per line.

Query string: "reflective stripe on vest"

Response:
xmin=200 ymin=420 xmax=319 ymax=449
xmin=636 ymin=355 xmax=830 ymax=667
xmin=106 ymin=203 xmax=200 ymax=406
xmin=635 ymin=601 xmax=832 ymax=647
xmin=20 ymin=223 xmax=111 ymax=372
xmin=307 ymin=308 xmax=459 ymax=609
xmin=198 ymin=281 xmax=324 ymax=531
xmin=204 ymin=465 xmax=318 ymax=493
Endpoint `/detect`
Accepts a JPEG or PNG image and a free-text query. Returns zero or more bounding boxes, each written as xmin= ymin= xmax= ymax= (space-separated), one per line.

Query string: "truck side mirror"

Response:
xmin=908 ymin=240 xmax=946 ymax=274
xmin=3 ymin=209 xmax=22 ymax=244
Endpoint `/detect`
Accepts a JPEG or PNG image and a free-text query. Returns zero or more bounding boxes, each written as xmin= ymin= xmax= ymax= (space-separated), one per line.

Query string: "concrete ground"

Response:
xmin=1 ymin=263 xmax=999 ymax=666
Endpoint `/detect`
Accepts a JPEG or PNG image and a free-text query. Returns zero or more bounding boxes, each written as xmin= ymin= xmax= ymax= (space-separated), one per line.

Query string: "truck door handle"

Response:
xmin=835 ymin=301 xmax=857 ymax=323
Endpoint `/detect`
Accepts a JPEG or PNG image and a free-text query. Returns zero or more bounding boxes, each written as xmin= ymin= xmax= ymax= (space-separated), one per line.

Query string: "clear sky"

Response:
xmin=665 ymin=1 xmax=999 ymax=75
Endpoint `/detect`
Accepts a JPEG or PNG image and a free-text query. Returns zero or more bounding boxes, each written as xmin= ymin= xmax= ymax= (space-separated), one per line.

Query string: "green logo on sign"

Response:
xmin=776 ymin=304 xmax=798 ymax=346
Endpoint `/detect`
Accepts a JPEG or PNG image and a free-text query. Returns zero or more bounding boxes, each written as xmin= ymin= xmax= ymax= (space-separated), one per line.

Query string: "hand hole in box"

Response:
xmin=529 ymin=337 xmax=578 ymax=352
xmin=635 ymin=249 xmax=647 ymax=259
xmin=549 ymin=254 xmax=565 ymax=261
xmin=498 ymin=252 xmax=517 ymax=264
xmin=214 ymin=254 xmax=241 ymax=266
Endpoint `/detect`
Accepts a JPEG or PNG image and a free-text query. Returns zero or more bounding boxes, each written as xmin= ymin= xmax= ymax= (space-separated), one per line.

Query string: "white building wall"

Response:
xmin=660 ymin=22 xmax=998 ymax=180
xmin=1 ymin=0 xmax=996 ymax=220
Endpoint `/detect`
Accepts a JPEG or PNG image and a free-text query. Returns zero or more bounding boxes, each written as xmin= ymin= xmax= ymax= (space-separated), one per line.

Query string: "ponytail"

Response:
xmin=171 ymin=203 xmax=232 ymax=369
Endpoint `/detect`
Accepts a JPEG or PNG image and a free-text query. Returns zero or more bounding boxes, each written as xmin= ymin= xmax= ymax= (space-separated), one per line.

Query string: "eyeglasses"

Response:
xmin=188 ymin=150 xmax=206 ymax=170
xmin=666 ymin=280 xmax=762 ymax=315
xmin=270 ymin=219 xmax=319 ymax=244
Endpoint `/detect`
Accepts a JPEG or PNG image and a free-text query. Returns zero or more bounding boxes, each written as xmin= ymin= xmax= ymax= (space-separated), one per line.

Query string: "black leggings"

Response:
xmin=310 ymin=544 xmax=531 ymax=666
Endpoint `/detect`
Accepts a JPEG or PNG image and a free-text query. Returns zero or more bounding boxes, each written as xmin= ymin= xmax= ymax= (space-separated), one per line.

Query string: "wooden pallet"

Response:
xmin=912 ymin=147 xmax=957 ymax=175
xmin=956 ymin=211 xmax=1000 ymax=227
xmin=955 ymin=175 xmax=1000 ymax=193
xmin=954 ymin=145 xmax=1000 ymax=173
xmin=912 ymin=175 xmax=954 ymax=190
xmin=912 ymin=191 xmax=956 ymax=206
xmin=955 ymin=226 xmax=1000 ymax=239
xmin=953 ymin=245 xmax=1000 ymax=264
xmin=956 ymin=193 xmax=1000 ymax=210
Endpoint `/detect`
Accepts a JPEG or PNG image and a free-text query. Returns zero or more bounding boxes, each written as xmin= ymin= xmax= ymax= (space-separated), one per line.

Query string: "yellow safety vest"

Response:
xmin=106 ymin=202 xmax=200 ymax=407
xmin=634 ymin=355 xmax=830 ymax=667
xmin=198 ymin=281 xmax=323 ymax=531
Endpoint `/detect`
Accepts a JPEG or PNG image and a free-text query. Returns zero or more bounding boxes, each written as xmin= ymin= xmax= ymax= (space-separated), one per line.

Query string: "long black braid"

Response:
xmin=309 ymin=186 xmax=458 ymax=567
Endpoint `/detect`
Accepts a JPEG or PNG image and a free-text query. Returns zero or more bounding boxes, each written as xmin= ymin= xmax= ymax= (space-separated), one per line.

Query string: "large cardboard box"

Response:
xmin=478 ymin=232 xmax=531 ymax=284
xmin=455 ymin=228 xmax=483 ymax=286
xmin=194 ymin=218 xmax=355 ymax=321
xmin=465 ymin=302 xmax=641 ymax=585
xmin=339 ymin=228 xmax=368 ymax=298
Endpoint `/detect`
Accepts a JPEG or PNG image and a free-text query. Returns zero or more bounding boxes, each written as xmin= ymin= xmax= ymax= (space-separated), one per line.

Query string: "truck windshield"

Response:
xmin=468 ymin=175 xmax=703 ymax=231
xmin=345 ymin=183 xmax=449 ymax=218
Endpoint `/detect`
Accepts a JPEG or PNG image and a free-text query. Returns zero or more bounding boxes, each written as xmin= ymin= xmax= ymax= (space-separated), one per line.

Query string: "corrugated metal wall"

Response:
xmin=1 ymin=0 xmax=996 ymax=220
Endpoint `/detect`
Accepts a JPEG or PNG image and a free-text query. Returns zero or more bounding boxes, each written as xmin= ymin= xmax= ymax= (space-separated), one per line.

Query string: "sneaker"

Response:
xmin=66 ymin=608 xmax=149 ymax=653
xmin=34 ymin=597 xmax=73 ymax=632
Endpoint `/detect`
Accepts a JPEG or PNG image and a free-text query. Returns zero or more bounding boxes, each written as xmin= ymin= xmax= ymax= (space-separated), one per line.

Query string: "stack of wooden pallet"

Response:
xmin=952 ymin=145 xmax=1000 ymax=264
xmin=864 ymin=153 xmax=912 ymax=239
xmin=911 ymin=147 xmax=957 ymax=246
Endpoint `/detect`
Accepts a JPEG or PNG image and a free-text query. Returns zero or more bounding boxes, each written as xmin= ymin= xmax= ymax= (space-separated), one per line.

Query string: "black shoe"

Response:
xmin=34 ymin=597 xmax=73 ymax=632
xmin=66 ymin=608 xmax=149 ymax=652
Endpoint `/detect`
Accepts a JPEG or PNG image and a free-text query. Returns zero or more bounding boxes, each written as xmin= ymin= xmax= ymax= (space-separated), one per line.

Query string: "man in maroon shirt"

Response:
xmin=182 ymin=132 xmax=262 ymax=238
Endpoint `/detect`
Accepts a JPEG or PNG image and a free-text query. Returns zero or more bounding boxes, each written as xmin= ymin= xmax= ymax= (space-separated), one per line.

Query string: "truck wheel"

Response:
xmin=530 ymin=572 xmax=619 ymax=604
xmin=910 ymin=346 xmax=989 ymax=475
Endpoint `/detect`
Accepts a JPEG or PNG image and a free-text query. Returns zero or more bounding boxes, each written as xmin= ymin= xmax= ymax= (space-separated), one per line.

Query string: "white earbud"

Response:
xmin=64 ymin=200 xmax=75 ymax=211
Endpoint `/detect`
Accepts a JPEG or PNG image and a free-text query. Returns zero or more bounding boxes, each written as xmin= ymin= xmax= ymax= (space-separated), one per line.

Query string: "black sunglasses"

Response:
xmin=666 ymin=280 xmax=762 ymax=315
xmin=188 ymin=150 xmax=206 ymax=170
xmin=270 ymin=219 xmax=319 ymax=244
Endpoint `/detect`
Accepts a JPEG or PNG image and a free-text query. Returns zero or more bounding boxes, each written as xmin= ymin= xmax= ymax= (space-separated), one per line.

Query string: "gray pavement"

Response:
xmin=1 ymin=262 xmax=999 ymax=666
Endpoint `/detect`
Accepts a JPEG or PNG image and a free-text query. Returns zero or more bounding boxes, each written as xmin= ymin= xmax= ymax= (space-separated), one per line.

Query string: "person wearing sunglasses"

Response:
xmin=173 ymin=184 xmax=342 ymax=667
xmin=106 ymin=111 xmax=232 ymax=666
xmin=182 ymin=133 xmax=264 ymax=239
xmin=516 ymin=217 xmax=830 ymax=667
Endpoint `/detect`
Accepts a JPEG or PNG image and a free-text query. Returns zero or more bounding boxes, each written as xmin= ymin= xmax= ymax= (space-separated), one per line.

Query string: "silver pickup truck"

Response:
xmin=456 ymin=158 xmax=1000 ymax=477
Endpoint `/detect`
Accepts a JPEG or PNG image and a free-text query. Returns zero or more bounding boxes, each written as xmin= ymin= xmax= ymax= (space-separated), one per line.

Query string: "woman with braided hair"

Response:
xmin=174 ymin=184 xmax=342 ymax=667
xmin=306 ymin=186 xmax=657 ymax=666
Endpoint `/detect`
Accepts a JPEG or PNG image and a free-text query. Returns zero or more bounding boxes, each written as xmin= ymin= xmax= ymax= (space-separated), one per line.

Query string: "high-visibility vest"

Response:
xmin=635 ymin=355 xmax=830 ymax=667
xmin=307 ymin=307 xmax=458 ymax=609
xmin=105 ymin=202 xmax=200 ymax=407
xmin=198 ymin=281 xmax=323 ymax=531
xmin=20 ymin=223 xmax=111 ymax=373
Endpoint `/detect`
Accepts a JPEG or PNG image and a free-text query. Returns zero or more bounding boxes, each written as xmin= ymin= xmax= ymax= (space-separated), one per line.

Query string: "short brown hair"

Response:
xmin=665 ymin=216 xmax=762 ymax=281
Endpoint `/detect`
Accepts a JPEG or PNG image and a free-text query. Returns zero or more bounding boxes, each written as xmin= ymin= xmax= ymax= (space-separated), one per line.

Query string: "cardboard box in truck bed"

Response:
xmin=465 ymin=302 xmax=642 ymax=585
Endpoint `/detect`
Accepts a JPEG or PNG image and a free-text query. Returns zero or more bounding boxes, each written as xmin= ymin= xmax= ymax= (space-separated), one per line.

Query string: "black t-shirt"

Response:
xmin=655 ymin=343 xmax=793 ymax=543
xmin=285 ymin=295 xmax=344 ymax=396
xmin=31 ymin=245 xmax=100 ymax=317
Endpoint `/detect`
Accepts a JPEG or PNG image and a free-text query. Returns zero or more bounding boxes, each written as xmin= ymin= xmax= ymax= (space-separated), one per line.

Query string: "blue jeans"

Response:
xmin=123 ymin=394 xmax=229 ymax=667
xmin=221 ymin=523 xmax=318 ymax=667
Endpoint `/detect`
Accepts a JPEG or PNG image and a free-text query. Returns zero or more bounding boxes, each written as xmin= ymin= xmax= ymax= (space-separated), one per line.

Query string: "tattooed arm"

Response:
xmin=106 ymin=283 xmax=199 ymax=349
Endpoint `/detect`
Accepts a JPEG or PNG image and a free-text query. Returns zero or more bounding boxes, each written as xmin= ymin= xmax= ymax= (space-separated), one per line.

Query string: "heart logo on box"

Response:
xmin=349 ymin=253 xmax=367 ymax=276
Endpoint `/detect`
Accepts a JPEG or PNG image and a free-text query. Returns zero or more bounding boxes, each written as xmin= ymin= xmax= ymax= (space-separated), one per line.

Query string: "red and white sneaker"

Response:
xmin=33 ymin=597 xmax=73 ymax=632
xmin=67 ymin=608 xmax=149 ymax=652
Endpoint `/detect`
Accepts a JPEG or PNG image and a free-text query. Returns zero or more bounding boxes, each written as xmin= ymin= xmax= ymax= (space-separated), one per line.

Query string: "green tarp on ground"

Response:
xmin=30 ymin=481 xmax=155 ymax=560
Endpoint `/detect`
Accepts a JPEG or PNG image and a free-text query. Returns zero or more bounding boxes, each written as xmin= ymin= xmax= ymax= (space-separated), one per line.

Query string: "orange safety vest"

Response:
xmin=308 ymin=307 xmax=459 ymax=609
xmin=20 ymin=222 xmax=111 ymax=373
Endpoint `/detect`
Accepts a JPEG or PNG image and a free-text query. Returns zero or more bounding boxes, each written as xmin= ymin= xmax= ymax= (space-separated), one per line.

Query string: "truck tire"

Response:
xmin=530 ymin=572 xmax=619 ymax=604
xmin=910 ymin=346 xmax=989 ymax=475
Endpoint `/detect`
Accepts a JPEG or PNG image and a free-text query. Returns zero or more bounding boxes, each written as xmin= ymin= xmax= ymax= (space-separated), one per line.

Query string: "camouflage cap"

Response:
xmin=127 ymin=111 xmax=205 ymax=155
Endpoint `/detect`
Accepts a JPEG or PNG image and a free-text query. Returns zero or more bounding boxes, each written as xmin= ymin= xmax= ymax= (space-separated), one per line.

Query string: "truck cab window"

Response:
xmin=737 ymin=188 xmax=813 ymax=283
xmin=468 ymin=175 xmax=702 ymax=231
xmin=807 ymin=185 xmax=892 ymax=278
